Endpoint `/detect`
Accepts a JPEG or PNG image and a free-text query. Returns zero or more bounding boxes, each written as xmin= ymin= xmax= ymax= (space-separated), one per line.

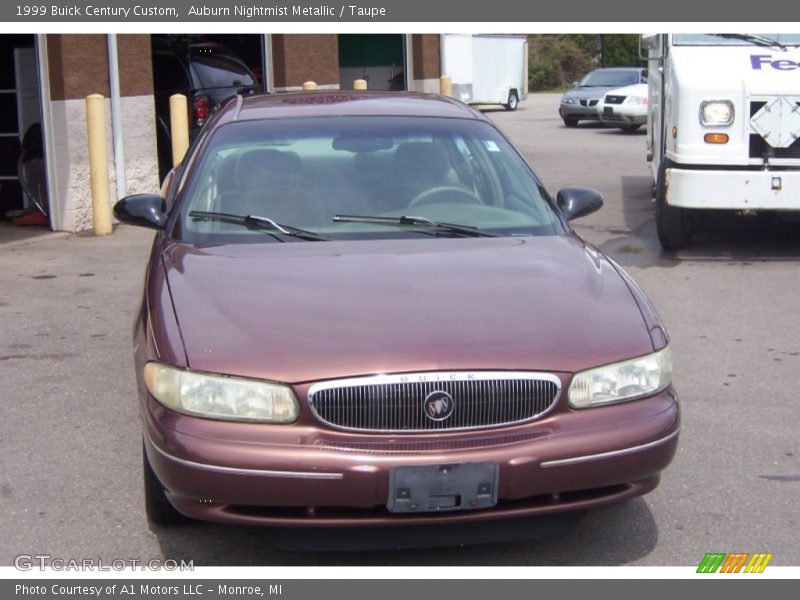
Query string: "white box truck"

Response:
xmin=642 ymin=33 xmax=800 ymax=249
xmin=441 ymin=34 xmax=528 ymax=111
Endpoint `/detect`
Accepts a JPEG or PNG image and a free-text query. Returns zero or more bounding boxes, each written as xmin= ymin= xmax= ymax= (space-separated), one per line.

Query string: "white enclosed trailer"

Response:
xmin=441 ymin=34 xmax=528 ymax=110
xmin=642 ymin=33 xmax=800 ymax=249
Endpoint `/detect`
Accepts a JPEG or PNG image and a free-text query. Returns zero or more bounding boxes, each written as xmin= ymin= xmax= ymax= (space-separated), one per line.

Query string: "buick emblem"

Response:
xmin=423 ymin=391 xmax=454 ymax=421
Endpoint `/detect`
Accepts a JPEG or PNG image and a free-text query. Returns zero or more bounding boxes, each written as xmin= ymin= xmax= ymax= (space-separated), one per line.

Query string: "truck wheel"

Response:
xmin=505 ymin=90 xmax=519 ymax=111
xmin=562 ymin=116 xmax=579 ymax=127
xmin=143 ymin=443 xmax=188 ymax=527
xmin=655 ymin=174 xmax=692 ymax=250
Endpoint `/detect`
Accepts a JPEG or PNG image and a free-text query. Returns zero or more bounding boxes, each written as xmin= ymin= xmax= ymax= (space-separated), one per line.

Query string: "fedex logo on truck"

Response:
xmin=751 ymin=54 xmax=800 ymax=70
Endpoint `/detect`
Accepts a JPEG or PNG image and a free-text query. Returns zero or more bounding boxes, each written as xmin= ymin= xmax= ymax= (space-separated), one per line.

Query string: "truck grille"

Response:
xmin=307 ymin=372 xmax=561 ymax=433
xmin=750 ymin=100 xmax=768 ymax=117
xmin=749 ymin=134 xmax=800 ymax=159
xmin=749 ymin=99 xmax=800 ymax=158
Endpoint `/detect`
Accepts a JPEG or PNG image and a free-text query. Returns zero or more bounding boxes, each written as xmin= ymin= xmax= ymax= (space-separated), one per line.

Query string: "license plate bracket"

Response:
xmin=387 ymin=462 xmax=499 ymax=514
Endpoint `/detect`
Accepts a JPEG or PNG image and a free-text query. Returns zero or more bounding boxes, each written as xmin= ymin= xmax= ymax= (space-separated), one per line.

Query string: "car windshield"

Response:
xmin=672 ymin=34 xmax=800 ymax=46
xmin=578 ymin=70 xmax=640 ymax=87
xmin=173 ymin=116 xmax=564 ymax=243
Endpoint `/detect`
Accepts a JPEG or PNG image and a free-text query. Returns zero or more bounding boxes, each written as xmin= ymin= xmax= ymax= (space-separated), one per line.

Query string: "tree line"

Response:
xmin=528 ymin=34 xmax=644 ymax=91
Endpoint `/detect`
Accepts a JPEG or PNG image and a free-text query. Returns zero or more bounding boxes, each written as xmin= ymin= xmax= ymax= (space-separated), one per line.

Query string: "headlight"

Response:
xmin=144 ymin=362 xmax=299 ymax=423
xmin=700 ymin=100 xmax=734 ymax=126
xmin=568 ymin=347 xmax=672 ymax=409
xmin=561 ymin=96 xmax=576 ymax=104
xmin=624 ymin=95 xmax=648 ymax=105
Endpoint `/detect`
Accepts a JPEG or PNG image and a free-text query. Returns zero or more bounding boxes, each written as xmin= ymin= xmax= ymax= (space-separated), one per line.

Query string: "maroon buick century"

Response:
xmin=115 ymin=92 xmax=679 ymax=529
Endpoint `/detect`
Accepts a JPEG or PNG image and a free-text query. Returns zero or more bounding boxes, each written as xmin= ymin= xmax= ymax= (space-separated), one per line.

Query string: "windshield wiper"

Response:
xmin=716 ymin=33 xmax=787 ymax=51
xmin=188 ymin=211 xmax=329 ymax=241
xmin=332 ymin=214 xmax=498 ymax=237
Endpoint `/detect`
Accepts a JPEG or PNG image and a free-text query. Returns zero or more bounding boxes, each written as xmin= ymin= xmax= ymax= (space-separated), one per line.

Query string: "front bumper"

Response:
xmin=143 ymin=386 xmax=679 ymax=526
xmin=559 ymin=103 xmax=601 ymax=120
xmin=665 ymin=166 xmax=800 ymax=209
xmin=598 ymin=105 xmax=646 ymax=126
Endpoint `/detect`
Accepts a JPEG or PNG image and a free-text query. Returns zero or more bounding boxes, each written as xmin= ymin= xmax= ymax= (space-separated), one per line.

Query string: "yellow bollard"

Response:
xmin=302 ymin=81 xmax=317 ymax=91
xmin=439 ymin=75 xmax=453 ymax=97
xmin=85 ymin=94 xmax=112 ymax=236
xmin=353 ymin=79 xmax=367 ymax=90
xmin=169 ymin=94 xmax=189 ymax=167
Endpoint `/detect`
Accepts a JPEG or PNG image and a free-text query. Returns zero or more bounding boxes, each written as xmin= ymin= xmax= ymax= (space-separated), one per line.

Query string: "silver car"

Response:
xmin=596 ymin=83 xmax=649 ymax=132
xmin=559 ymin=67 xmax=647 ymax=127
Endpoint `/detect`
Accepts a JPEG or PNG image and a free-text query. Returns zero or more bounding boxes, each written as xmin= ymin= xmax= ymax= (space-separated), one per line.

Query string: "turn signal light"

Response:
xmin=704 ymin=133 xmax=729 ymax=144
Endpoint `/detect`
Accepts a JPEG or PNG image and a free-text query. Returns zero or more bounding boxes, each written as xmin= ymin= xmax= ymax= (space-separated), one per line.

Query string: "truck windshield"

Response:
xmin=673 ymin=34 xmax=800 ymax=46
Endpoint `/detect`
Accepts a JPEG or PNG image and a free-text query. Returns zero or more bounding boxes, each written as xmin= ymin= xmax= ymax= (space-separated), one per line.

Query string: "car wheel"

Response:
xmin=505 ymin=90 xmax=519 ymax=111
xmin=143 ymin=443 xmax=188 ymax=527
xmin=655 ymin=165 xmax=692 ymax=250
xmin=620 ymin=123 xmax=642 ymax=133
xmin=562 ymin=116 xmax=579 ymax=127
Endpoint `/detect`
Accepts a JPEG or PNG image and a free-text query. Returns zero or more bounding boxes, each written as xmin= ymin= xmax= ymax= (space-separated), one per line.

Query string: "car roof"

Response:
xmin=213 ymin=91 xmax=486 ymax=124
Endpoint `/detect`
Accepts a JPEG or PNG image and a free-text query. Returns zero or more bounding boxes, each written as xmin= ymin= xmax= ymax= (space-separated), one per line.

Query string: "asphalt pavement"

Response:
xmin=0 ymin=94 xmax=797 ymax=567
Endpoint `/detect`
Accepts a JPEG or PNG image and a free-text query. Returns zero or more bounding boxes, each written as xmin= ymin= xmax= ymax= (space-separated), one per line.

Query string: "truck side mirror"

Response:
xmin=640 ymin=34 xmax=663 ymax=60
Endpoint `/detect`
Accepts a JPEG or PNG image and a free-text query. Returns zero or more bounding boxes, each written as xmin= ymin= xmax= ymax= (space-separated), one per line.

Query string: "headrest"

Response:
xmin=393 ymin=142 xmax=451 ymax=182
xmin=234 ymin=149 xmax=303 ymax=191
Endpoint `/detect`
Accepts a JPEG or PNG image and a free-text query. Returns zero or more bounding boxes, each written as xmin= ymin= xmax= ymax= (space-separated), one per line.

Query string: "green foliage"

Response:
xmin=602 ymin=35 xmax=643 ymax=67
xmin=528 ymin=34 xmax=643 ymax=91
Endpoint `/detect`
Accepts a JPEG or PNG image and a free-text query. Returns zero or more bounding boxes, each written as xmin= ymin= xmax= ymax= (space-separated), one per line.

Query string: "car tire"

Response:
xmin=655 ymin=162 xmax=692 ymax=250
xmin=143 ymin=442 xmax=188 ymax=527
xmin=505 ymin=90 xmax=519 ymax=111
xmin=620 ymin=123 xmax=642 ymax=133
xmin=562 ymin=116 xmax=579 ymax=127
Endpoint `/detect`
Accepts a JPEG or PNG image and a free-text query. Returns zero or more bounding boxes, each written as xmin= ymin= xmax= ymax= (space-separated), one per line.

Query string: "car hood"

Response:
xmin=161 ymin=235 xmax=653 ymax=384
xmin=563 ymin=86 xmax=621 ymax=101
xmin=603 ymin=83 xmax=648 ymax=98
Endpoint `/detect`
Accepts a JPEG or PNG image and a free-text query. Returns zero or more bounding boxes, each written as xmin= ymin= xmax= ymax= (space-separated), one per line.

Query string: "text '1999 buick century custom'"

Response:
xmin=114 ymin=91 xmax=679 ymax=533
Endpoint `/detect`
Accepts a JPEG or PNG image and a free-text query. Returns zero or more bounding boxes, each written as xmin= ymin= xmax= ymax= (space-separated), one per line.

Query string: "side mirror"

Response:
xmin=113 ymin=194 xmax=168 ymax=230
xmin=556 ymin=187 xmax=604 ymax=221
xmin=571 ymin=80 xmax=579 ymax=87
xmin=640 ymin=34 xmax=663 ymax=59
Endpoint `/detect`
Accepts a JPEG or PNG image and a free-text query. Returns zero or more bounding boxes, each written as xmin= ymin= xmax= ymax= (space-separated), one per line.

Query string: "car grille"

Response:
xmin=579 ymin=99 xmax=599 ymax=107
xmin=307 ymin=372 xmax=561 ymax=432
xmin=605 ymin=95 xmax=625 ymax=105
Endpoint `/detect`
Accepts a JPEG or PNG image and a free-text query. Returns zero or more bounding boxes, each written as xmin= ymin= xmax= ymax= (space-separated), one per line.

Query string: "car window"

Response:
xmin=579 ymin=70 xmax=640 ymax=87
xmin=190 ymin=52 xmax=255 ymax=89
xmin=173 ymin=116 xmax=563 ymax=243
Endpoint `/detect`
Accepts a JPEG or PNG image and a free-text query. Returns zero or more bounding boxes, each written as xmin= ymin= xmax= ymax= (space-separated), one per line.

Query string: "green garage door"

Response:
xmin=338 ymin=34 xmax=405 ymax=91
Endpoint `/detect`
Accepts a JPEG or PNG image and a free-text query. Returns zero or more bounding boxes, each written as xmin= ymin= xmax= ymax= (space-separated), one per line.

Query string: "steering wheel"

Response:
xmin=408 ymin=185 xmax=483 ymax=208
